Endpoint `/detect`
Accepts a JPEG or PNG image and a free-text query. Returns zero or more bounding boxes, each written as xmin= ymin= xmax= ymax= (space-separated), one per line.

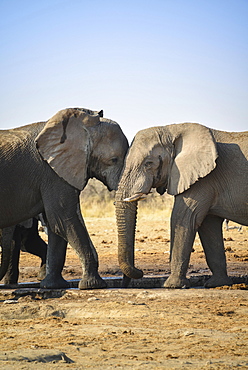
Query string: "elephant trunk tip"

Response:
xmin=119 ymin=262 xmax=143 ymax=279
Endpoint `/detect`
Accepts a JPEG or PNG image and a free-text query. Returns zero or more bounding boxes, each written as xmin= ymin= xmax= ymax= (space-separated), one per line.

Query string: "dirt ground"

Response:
xmin=0 ymin=216 xmax=247 ymax=369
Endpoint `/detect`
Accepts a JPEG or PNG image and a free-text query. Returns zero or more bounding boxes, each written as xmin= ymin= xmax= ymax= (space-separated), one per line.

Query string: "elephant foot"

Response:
xmin=37 ymin=264 xmax=46 ymax=281
xmin=78 ymin=273 xmax=107 ymax=290
xmin=163 ymin=275 xmax=190 ymax=289
xmin=3 ymin=277 xmax=18 ymax=285
xmin=3 ymin=271 xmax=18 ymax=285
xmin=204 ymin=275 xmax=233 ymax=288
xmin=40 ymin=274 xmax=70 ymax=289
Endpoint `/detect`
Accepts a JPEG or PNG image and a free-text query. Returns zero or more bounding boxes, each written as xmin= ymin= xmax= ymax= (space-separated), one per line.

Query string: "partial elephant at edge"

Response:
xmin=0 ymin=107 xmax=129 ymax=289
xmin=115 ymin=122 xmax=248 ymax=289
xmin=0 ymin=217 xmax=47 ymax=285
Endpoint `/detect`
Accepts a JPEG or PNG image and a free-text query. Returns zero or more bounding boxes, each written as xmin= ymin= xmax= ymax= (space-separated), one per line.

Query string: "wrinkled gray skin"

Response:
xmin=1 ymin=217 xmax=47 ymax=285
xmin=0 ymin=107 xmax=128 ymax=289
xmin=115 ymin=123 xmax=248 ymax=288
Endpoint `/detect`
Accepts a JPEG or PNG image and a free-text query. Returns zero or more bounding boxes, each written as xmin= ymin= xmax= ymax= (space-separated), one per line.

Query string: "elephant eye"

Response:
xmin=111 ymin=157 xmax=118 ymax=164
xmin=144 ymin=161 xmax=153 ymax=168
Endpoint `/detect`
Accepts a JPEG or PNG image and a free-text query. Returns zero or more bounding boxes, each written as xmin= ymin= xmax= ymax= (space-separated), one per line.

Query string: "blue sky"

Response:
xmin=1 ymin=0 xmax=247 ymax=141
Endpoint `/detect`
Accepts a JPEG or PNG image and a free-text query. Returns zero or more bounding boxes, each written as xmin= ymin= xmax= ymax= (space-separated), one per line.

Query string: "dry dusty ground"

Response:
xmin=0 ymin=216 xmax=247 ymax=369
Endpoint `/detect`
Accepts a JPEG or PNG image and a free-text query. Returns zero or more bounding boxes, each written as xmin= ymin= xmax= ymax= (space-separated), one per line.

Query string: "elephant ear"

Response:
xmin=167 ymin=122 xmax=218 ymax=196
xmin=35 ymin=108 xmax=100 ymax=190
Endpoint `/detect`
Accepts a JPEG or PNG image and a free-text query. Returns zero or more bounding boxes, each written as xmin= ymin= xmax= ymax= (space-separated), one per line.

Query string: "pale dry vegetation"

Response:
xmin=80 ymin=178 xmax=173 ymax=219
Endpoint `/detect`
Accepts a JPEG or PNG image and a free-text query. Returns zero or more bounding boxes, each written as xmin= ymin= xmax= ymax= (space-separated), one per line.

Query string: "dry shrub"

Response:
xmin=80 ymin=179 xmax=115 ymax=218
xmin=80 ymin=179 xmax=173 ymax=219
xmin=138 ymin=191 xmax=173 ymax=219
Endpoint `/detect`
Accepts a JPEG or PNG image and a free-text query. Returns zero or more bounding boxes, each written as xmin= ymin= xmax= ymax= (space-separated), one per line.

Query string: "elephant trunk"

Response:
xmin=115 ymin=187 xmax=143 ymax=280
xmin=0 ymin=227 xmax=14 ymax=281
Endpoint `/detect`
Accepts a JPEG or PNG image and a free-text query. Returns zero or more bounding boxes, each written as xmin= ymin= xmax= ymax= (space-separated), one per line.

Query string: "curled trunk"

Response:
xmin=0 ymin=227 xmax=15 ymax=281
xmin=115 ymin=187 xmax=143 ymax=280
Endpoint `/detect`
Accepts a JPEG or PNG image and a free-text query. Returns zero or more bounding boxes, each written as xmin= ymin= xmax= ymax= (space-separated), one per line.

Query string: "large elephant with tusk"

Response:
xmin=115 ymin=122 xmax=248 ymax=288
xmin=0 ymin=107 xmax=129 ymax=289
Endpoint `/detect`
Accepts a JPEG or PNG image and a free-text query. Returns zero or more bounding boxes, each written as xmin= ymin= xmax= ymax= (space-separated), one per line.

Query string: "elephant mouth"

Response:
xmin=123 ymin=192 xmax=147 ymax=202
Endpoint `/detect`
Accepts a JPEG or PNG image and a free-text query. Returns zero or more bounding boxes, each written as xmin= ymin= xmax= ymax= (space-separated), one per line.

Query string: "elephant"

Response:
xmin=0 ymin=217 xmax=47 ymax=285
xmin=0 ymin=107 xmax=128 ymax=289
xmin=115 ymin=122 xmax=248 ymax=288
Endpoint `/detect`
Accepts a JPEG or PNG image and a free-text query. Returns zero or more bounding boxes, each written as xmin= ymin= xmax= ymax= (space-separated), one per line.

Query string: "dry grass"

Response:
xmin=80 ymin=179 xmax=116 ymax=218
xmin=80 ymin=179 xmax=173 ymax=219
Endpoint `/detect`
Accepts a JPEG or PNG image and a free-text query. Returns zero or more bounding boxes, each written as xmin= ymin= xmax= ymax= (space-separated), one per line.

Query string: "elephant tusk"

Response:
xmin=123 ymin=193 xmax=146 ymax=202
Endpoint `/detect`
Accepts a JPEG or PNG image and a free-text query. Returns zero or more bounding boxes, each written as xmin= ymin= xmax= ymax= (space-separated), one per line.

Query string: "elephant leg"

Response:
xmin=21 ymin=219 xmax=47 ymax=280
xmin=163 ymin=225 xmax=196 ymax=288
xmin=65 ymin=216 xmax=107 ymax=289
xmin=24 ymin=237 xmax=47 ymax=281
xmin=164 ymin=200 xmax=197 ymax=289
xmin=39 ymin=226 xmax=69 ymax=289
xmin=4 ymin=229 xmax=21 ymax=285
xmin=198 ymin=215 xmax=232 ymax=288
xmin=43 ymin=186 xmax=106 ymax=290
xmin=40 ymin=216 xmax=106 ymax=290
xmin=36 ymin=263 xmax=46 ymax=281
xmin=22 ymin=219 xmax=47 ymax=263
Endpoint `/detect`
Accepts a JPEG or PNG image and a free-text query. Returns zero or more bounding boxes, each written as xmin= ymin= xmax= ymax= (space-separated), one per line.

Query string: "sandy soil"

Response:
xmin=0 ymin=217 xmax=247 ymax=369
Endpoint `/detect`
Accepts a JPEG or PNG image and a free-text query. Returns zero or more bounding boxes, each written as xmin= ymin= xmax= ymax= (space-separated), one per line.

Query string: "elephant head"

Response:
xmin=115 ymin=122 xmax=218 ymax=280
xmin=36 ymin=108 xmax=128 ymax=191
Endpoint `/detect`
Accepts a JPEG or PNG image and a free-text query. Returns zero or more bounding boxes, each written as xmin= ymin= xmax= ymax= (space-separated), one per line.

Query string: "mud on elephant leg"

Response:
xmin=198 ymin=215 xmax=233 ymax=288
